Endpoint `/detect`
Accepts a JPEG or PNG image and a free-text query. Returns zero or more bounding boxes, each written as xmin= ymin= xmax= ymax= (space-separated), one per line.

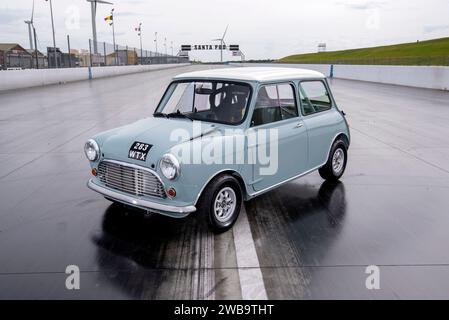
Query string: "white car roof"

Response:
xmin=174 ymin=67 xmax=325 ymax=82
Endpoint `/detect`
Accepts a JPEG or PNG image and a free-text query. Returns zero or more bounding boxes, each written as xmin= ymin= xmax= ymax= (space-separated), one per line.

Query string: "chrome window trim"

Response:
xmin=298 ymin=79 xmax=334 ymax=117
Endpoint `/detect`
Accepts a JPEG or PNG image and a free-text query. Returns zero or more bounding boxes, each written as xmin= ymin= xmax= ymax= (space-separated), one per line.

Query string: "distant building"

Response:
xmin=70 ymin=49 xmax=104 ymax=67
xmin=106 ymin=50 xmax=138 ymax=66
xmin=0 ymin=43 xmax=32 ymax=69
xmin=47 ymin=47 xmax=63 ymax=68
xmin=25 ymin=49 xmax=48 ymax=68
xmin=47 ymin=47 xmax=78 ymax=68
xmin=318 ymin=43 xmax=327 ymax=53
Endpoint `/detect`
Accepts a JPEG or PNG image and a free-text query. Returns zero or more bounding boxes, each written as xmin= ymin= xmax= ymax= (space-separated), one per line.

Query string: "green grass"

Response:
xmin=278 ymin=37 xmax=449 ymax=66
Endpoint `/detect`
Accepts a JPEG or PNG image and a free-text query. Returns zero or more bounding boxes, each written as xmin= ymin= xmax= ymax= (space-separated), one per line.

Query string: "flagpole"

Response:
xmin=154 ymin=31 xmax=158 ymax=61
xmin=139 ymin=23 xmax=143 ymax=65
xmin=111 ymin=9 xmax=117 ymax=65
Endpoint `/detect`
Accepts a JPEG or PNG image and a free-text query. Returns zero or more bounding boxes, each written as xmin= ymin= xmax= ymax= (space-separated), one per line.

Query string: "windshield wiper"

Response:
xmin=166 ymin=111 xmax=194 ymax=121
xmin=153 ymin=112 xmax=168 ymax=118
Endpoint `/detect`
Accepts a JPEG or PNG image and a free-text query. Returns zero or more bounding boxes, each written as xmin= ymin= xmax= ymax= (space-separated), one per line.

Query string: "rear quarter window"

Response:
xmin=299 ymin=81 xmax=332 ymax=116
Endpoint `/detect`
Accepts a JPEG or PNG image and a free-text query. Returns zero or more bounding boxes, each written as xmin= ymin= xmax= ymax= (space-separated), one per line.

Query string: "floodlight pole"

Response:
xmin=154 ymin=32 xmax=158 ymax=55
xmin=90 ymin=1 xmax=98 ymax=53
xmin=46 ymin=0 xmax=57 ymax=68
xmin=139 ymin=23 xmax=143 ymax=64
xmin=111 ymin=9 xmax=117 ymax=65
xmin=33 ymin=27 xmax=39 ymax=69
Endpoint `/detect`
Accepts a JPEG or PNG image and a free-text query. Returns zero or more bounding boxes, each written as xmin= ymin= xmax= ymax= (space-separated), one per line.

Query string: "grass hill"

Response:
xmin=278 ymin=37 xmax=449 ymax=66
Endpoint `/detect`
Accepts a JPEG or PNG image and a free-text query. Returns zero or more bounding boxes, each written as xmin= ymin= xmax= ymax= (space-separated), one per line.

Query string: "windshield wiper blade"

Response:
xmin=153 ymin=112 xmax=167 ymax=118
xmin=166 ymin=112 xmax=194 ymax=121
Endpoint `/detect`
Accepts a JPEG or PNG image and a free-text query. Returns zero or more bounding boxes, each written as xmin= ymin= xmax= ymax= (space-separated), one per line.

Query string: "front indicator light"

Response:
xmin=167 ymin=188 xmax=176 ymax=198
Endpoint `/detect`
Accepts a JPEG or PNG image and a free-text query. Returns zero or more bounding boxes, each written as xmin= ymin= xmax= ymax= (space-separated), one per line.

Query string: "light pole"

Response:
xmin=154 ymin=32 xmax=158 ymax=55
xmin=45 ymin=0 xmax=57 ymax=68
xmin=171 ymin=41 xmax=173 ymax=56
xmin=87 ymin=0 xmax=113 ymax=54
xmin=110 ymin=9 xmax=117 ymax=65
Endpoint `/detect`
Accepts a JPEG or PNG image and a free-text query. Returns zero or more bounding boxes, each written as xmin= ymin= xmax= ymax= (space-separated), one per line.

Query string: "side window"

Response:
xmin=299 ymin=81 xmax=332 ymax=116
xmin=278 ymin=84 xmax=298 ymax=120
xmin=251 ymin=84 xmax=298 ymax=127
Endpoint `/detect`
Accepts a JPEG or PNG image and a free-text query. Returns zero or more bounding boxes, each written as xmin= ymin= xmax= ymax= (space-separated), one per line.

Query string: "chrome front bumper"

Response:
xmin=87 ymin=179 xmax=196 ymax=217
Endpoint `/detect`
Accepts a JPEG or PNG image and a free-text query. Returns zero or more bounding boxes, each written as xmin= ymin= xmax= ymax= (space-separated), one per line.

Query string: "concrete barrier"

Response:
xmin=231 ymin=63 xmax=449 ymax=91
xmin=333 ymin=65 xmax=449 ymax=91
xmin=0 ymin=63 xmax=190 ymax=92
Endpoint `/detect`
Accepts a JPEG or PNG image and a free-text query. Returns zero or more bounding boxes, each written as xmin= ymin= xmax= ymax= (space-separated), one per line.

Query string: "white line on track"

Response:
xmin=232 ymin=206 xmax=268 ymax=300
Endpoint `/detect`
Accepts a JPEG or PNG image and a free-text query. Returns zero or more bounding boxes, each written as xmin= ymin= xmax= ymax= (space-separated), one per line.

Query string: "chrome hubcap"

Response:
xmin=332 ymin=148 xmax=345 ymax=174
xmin=214 ymin=187 xmax=236 ymax=222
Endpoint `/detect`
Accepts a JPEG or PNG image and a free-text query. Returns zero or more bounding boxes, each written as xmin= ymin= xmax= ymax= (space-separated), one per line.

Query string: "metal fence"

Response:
xmin=5 ymin=37 xmax=188 ymax=70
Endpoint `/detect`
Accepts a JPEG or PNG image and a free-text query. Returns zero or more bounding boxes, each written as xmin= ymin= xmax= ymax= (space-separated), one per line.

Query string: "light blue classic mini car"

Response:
xmin=85 ymin=67 xmax=350 ymax=232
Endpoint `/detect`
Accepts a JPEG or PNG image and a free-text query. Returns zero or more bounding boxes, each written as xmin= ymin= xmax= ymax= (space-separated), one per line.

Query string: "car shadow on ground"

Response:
xmin=91 ymin=180 xmax=346 ymax=299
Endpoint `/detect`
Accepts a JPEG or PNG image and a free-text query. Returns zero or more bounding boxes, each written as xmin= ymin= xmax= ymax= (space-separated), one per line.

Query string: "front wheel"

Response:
xmin=319 ymin=139 xmax=348 ymax=181
xmin=197 ymin=175 xmax=242 ymax=233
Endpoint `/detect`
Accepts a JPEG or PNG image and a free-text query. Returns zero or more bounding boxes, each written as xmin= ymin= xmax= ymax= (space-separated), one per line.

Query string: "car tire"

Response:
xmin=319 ymin=139 xmax=348 ymax=181
xmin=197 ymin=174 xmax=242 ymax=233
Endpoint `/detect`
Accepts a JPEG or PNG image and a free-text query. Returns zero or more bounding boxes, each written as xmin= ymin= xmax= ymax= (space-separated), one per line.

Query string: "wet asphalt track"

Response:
xmin=1 ymin=64 xmax=449 ymax=299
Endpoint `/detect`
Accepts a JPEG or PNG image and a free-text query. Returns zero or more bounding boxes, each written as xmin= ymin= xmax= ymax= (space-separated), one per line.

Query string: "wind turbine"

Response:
xmin=212 ymin=25 xmax=228 ymax=63
xmin=24 ymin=0 xmax=35 ymax=50
xmin=86 ymin=0 xmax=113 ymax=54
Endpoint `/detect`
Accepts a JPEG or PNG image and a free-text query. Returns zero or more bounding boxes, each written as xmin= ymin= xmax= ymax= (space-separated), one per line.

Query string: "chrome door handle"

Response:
xmin=294 ymin=122 xmax=304 ymax=128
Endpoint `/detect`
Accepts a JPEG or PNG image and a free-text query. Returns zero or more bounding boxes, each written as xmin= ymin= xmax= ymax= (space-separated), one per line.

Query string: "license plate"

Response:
xmin=128 ymin=142 xmax=152 ymax=161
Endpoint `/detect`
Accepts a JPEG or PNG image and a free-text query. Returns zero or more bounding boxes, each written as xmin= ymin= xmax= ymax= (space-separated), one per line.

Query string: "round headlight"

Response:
xmin=160 ymin=153 xmax=180 ymax=180
xmin=84 ymin=139 xmax=100 ymax=161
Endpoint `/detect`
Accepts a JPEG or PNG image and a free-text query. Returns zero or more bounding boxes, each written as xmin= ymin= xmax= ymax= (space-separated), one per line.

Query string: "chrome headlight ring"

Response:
xmin=159 ymin=153 xmax=180 ymax=180
xmin=84 ymin=139 xmax=100 ymax=161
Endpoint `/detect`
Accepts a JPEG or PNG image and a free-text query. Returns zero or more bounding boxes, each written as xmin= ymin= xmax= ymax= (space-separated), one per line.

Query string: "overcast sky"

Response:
xmin=1 ymin=0 xmax=448 ymax=61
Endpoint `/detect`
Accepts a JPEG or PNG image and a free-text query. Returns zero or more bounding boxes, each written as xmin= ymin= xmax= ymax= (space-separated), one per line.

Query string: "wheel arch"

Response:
xmin=335 ymin=132 xmax=350 ymax=149
xmin=194 ymin=169 xmax=248 ymax=206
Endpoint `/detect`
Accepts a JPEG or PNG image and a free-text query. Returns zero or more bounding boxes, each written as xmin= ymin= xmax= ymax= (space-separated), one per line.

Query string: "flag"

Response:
xmin=104 ymin=15 xmax=113 ymax=21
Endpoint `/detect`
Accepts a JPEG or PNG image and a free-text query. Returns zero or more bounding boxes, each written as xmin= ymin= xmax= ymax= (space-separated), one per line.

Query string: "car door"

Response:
xmin=248 ymin=83 xmax=308 ymax=193
xmin=298 ymin=80 xmax=342 ymax=169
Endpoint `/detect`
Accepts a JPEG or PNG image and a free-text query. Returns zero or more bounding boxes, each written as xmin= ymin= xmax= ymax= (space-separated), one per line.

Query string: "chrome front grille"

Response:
xmin=97 ymin=160 xmax=166 ymax=199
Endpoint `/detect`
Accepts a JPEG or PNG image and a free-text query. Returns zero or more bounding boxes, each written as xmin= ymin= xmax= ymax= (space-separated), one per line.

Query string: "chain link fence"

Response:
xmin=4 ymin=37 xmax=188 ymax=69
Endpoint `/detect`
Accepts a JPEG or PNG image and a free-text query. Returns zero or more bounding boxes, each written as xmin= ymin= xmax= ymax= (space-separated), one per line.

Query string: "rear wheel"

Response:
xmin=319 ymin=139 xmax=348 ymax=181
xmin=197 ymin=175 xmax=242 ymax=233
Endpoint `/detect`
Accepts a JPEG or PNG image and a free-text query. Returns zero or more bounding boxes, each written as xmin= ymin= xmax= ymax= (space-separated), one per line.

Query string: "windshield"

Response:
xmin=155 ymin=81 xmax=252 ymax=125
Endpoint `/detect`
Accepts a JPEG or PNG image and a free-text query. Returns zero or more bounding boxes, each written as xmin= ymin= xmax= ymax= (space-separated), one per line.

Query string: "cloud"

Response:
xmin=336 ymin=0 xmax=386 ymax=10
xmin=0 ymin=9 xmax=30 ymax=24
xmin=423 ymin=24 xmax=449 ymax=33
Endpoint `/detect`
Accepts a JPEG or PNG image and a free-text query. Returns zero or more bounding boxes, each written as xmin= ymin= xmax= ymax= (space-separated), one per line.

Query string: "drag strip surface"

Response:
xmin=1 ymin=65 xmax=449 ymax=299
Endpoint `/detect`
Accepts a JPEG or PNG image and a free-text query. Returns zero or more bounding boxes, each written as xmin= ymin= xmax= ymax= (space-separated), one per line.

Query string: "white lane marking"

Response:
xmin=232 ymin=206 xmax=268 ymax=300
